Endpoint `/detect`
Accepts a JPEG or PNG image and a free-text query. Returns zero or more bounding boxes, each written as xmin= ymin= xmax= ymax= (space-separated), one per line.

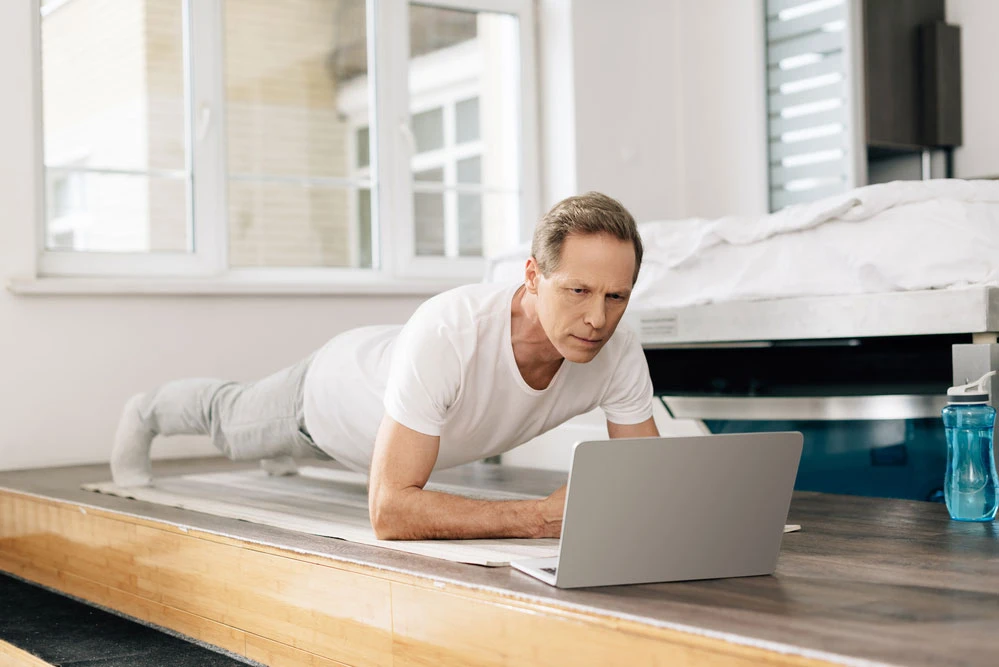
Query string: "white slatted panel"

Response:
xmin=771 ymin=182 xmax=848 ymax=209
xmin=768 ymin=133 xmax=845 ymax=160
xmin=770 ymin=80 xmax=844 ymax=113
xmin=767 ymin=30 xmax=843 ymax=65
xmin=766 ymin=0 xmax=852 ymax=211
xmin=768 ymin=52 xmax=842 ymax=89
xmin=767 ymin=6 xmax=844 ymax=40
xmin=770 ymin=107 xmax=844 ymax=135
xmin=771 ymin=159 xmax=845 ymax=186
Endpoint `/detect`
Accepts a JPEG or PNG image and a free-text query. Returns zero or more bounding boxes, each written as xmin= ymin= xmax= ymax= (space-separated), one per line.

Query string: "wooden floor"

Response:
xmin=0 ymin=640 xmax=51 ymax=667
xmin=2 ymin=459 xmax=998 ymax=667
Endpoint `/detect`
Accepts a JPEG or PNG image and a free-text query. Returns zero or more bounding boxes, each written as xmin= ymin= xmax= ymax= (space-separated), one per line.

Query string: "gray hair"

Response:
xmin=530 ymin=192 xmax=643 ymax=284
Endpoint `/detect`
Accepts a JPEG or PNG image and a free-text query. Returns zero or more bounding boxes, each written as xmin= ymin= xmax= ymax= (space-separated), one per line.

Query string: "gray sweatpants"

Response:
xmin=135 ymin=353 xmax=329 ymax=462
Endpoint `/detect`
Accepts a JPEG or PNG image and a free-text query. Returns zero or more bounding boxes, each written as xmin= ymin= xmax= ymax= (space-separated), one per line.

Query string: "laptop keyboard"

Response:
xmin=541 ymin=567 xmax=557 ymax=575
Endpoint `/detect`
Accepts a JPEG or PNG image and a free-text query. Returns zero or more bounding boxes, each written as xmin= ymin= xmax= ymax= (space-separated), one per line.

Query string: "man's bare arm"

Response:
xmin=367 ymin=415 xmax=565 ymax=540
xmin=607 ymin=416 xmax=660 ymax=439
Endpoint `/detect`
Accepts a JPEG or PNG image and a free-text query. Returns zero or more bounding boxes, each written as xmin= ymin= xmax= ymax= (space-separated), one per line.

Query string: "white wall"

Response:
xmin=538 ymin=0 xmax=769 ymax=221
xmin=536 ymin=0 xmax=578 ymax=208
xmin=568 ymin=0 xmax=687 ymax=222
xmin=675 ymin=0 xmax=769 ymax=218
xmin=0 ymin=1 xmax=426 ymax=472
xmin=946 ymin=0 xmax=999 ymax=179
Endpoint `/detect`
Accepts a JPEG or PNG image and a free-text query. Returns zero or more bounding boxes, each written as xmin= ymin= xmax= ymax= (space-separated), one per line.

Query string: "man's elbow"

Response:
xmin=369 ymin=489 xmax=406 ymax=540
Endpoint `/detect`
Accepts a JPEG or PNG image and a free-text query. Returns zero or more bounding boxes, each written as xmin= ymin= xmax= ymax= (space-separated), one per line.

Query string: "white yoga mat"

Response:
xmin=84 ymin=467 xmax=560 ymax=566
xmin=84 ymin=467 xmax=802 ymax=567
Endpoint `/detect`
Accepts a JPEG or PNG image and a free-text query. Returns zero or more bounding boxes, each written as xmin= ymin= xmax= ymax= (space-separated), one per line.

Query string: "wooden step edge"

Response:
xmin=0 ymin=640 xmax=52 ymax=667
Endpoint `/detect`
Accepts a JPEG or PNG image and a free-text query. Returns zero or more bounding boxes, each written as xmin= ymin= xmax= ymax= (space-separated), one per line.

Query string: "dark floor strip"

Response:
xmin=0 ymin=573 xmax=254 ymax=666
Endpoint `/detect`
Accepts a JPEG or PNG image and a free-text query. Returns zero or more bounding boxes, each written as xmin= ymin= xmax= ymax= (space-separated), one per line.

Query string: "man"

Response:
xmin=111 ymin=192 xmax=659 ymax=540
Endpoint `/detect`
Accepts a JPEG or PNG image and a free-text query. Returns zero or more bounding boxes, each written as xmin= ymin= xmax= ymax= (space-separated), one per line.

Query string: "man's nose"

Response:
xmin=584 ymin=298 xmax=606 ymax=329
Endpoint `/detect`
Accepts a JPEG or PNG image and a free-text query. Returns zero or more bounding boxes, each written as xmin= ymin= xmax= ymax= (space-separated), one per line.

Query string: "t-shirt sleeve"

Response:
xmin=600 ymin=328 xmax=655 ymax=425
xmin=382 ymin=308 xmax=462 ymax=437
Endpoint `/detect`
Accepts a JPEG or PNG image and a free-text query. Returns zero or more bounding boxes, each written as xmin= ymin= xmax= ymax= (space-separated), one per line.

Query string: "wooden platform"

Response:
xmin=0 ymin=640 xmax=51 ymax=667
xmin=2 ymin=459 xmax=998 ymax=667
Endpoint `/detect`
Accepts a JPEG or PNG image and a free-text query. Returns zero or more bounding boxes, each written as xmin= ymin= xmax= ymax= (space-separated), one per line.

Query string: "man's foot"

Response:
xmin=110 ymin=393 xmax=155 ymax=487
xmin=260 ymin=456 xmax=298 ymax=477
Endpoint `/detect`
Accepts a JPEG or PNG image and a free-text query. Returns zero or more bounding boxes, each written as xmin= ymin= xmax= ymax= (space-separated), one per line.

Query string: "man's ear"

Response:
xmin=524 ymin=257 xmax=542 ymax=294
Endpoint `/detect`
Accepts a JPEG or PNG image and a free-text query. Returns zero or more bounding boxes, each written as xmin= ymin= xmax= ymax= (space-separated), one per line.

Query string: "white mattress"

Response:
xmin=487 ymin=180 xmax=999 ymax=312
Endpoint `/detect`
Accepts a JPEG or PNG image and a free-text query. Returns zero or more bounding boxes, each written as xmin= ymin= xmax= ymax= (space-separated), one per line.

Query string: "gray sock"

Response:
xmin=109 ymin=393 xmax=155 ymax=487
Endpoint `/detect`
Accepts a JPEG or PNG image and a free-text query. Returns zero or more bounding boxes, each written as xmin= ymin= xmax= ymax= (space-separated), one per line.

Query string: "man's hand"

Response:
xmin=530 ymin=416 xmax=657 ymax=539
xmin=537 ymin=485 xmax=567 ymax=538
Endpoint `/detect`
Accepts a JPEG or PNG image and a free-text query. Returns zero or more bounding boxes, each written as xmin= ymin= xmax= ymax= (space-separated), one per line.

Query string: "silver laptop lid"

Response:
xmin=555 ymin=432 xmax=803 ymax=588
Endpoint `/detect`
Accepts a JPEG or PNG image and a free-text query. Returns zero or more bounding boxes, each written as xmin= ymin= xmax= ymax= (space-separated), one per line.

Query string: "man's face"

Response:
xmin=528 ymin=233 xmax=636 ymax=363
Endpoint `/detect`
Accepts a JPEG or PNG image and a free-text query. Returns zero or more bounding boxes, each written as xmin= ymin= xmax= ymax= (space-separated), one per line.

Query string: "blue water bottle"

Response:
xmin=942 ymin=371 xmax=998 ymax=522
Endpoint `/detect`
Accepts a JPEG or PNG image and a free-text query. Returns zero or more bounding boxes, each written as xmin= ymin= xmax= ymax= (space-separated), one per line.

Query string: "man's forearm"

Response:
xmin=370 ymin=487 xmax=554 ymax=540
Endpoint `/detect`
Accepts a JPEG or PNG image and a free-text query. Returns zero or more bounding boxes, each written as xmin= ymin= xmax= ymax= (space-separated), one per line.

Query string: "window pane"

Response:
xmin=455 ymin=97 xmax=480 ymax=144
xmin=413 ymin=167 xmax=444 ymax=257
xmin=225 ymin=0 xmax=367 ymax=180
xmin=229 ymin=182 xmax=369 ymax=268
xmin=41 ymin=0 xmax=186 ymax=172
xmin=52 ymin=174 xmax=84 ymax=219
xmin=414 ymin=193 xmax=445 ymax=256
xmin=40 ymin=0 xmax=189 ymax=253
xmin=462 ymin=191 xmax=516 ymax=259
xmin=457 ymin=193 xmax=481 ymax=256
xmin=44 ymin=172 xmax=187 ymax=253
xmin=408 ymin=4 xmax=521 ymax=260
xmin=357 ymin=127 xmax=370 ymax=169
xmin=409 ymin=5 xmax=520 ymax=193
xmin=357 ymin=188 xmax=373 ymax=269
xmin=412 ymin=190 xmax=514 ymax=259
xmin=225 ymin=0 xmax=374 ymax=268
xmin=412 ymin=108 xmax=445 ymax=153
xmin=457 ymin=156 xmax=480 ymax=184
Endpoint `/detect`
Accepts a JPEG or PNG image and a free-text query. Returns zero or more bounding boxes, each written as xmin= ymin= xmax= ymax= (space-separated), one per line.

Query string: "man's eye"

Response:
xmin=570 ymin=288 xmax=586 ymax=295
xmin=607 ymin=294 xmax=623 ymax=301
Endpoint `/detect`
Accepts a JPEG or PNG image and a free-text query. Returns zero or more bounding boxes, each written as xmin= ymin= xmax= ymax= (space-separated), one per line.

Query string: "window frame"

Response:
xmin=29 ymin=0 xmax=540 ymax=290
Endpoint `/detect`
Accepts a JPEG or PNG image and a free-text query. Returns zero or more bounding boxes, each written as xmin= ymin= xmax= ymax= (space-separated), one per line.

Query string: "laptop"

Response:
xmin=510 ymin=432 xmax=803 ymax=588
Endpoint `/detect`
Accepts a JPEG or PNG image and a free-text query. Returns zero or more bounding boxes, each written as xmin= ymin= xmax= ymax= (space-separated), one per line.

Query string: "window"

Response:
xmin=339 ymin=2 xmax=528 ymax=279
xmin=35 ymin=0 xmax=538 ymax=285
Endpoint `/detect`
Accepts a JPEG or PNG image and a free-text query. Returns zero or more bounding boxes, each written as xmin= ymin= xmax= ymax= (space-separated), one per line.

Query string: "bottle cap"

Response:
xmin=947 ymin=371 xmax=996 ymax=404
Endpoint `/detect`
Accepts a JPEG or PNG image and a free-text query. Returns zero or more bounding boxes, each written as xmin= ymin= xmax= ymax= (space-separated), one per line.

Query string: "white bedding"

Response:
xmin=486 ymin=179 xmax=999 ymax=309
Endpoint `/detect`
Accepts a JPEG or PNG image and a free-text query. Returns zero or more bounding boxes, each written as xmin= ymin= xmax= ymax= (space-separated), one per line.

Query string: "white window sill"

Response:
xmin=6 ymin=275 xmax=473 ymax=297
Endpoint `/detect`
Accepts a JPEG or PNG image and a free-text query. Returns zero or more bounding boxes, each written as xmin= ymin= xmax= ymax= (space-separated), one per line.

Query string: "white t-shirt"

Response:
xmin=302 ymin=282 xmax=654 ymax=472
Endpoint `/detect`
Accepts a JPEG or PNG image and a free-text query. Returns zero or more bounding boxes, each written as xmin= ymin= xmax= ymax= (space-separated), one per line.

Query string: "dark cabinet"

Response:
xmin=863 ymin=0 xmax=961 ymax=150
